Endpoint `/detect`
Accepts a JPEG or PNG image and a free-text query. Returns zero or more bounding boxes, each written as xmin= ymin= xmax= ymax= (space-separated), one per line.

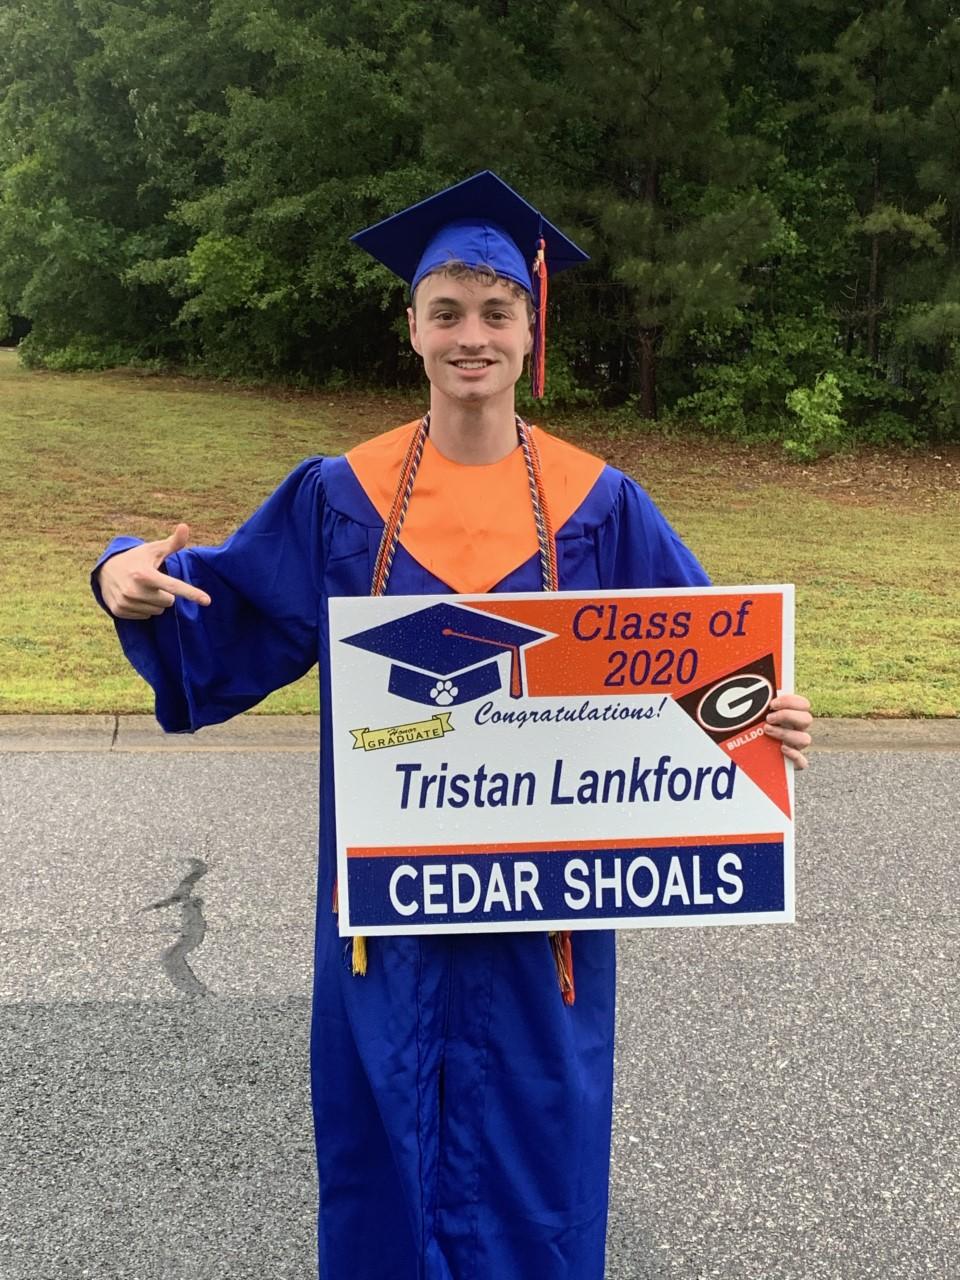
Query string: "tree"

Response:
xmin=798 ymin=1 xmax=932 ymax=365
xmin=0 ymin=0 xmax=144 ymax=351
xmin=549 ymin=0 xmax=781 ymax=417
xmin=406 ymin=0 xmax=781 ymax=417
xmin=123 ymin=0 xmax=435 ymax=376
xmin=891 ymin=9 xmax=960 ymax=437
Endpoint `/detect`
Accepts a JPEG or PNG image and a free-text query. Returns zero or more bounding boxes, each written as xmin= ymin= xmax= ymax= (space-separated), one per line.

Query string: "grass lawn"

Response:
xmin=2 ymin=347 xmax=958 ymax=717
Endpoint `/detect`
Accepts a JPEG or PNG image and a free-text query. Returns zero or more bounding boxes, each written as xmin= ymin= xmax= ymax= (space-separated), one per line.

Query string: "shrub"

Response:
xmin=784 ymin=372 xmax=844 ymax=461
xmin=18 ymin=333 xmax=155 ymax=372
xmin=516 ymin=342 xmax=598 ymax=414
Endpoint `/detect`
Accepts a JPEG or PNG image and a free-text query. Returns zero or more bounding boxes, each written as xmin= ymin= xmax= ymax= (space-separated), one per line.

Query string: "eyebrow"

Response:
xmin=426 ymin=295 xmax=518 ymax=309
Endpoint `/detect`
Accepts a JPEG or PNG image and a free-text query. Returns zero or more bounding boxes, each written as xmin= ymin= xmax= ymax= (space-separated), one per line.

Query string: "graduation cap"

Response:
xmin=341 ymin=602 xmax=553 ymax=707
xmin=350 ymin=170 xmax=589 ymax=398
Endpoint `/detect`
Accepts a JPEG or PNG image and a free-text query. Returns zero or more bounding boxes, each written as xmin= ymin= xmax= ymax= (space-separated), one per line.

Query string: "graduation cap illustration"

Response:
xmin=350 ymin=170 xmax=590 ymax=397
xmin=341 ymin=602 xmax=554 ymax=707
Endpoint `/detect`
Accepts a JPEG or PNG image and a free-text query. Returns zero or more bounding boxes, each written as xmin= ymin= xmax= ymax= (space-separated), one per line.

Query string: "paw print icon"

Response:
xmin=429 ymin=679 xmax=459 ymax=706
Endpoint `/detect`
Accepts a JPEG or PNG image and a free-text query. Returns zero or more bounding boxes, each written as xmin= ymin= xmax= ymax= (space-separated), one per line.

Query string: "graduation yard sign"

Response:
xmin=329 ymin=586 xmax=795 ymax=936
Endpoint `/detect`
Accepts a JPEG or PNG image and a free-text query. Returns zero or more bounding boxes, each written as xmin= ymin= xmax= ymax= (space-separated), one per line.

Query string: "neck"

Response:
xmin=426 ymin=387 xmax=520 ymax=464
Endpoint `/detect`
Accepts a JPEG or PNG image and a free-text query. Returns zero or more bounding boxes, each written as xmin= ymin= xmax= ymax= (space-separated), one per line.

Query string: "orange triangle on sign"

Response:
xmin=719 ymin=730 xmax=791 ymax=819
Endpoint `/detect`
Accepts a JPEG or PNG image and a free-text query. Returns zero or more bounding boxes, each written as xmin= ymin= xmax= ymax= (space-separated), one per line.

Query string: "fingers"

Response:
xmin=157 ymin=522 xmax=191 ymax=555
xmin=766 ymin=696 xmax=813 ymax=735
xmin=98 ymin=528 xmax=212 ymax=621
xmin=780 ymin=743 xmax=809 ymax=771
xmin=769 ymin=695 xmax=811 ymax=713
xmin=765 ymin=694 xmax=813 ymax=771
xmin=766 ymin=713 xmax=813 ymax=736
xmin=764 ymin=722 xmax=812 ymax=750
xmin=767 ymin=695 xmax=812 ymax=724
xmin=111 ymin=603 xmax=169 ymax=619
xmin=150 ymin=525 xmax=211 ymax=604
xmin=765 ymin=701 xmax=812 ymax=771
xmin=131 ymin=569 xmax=211 ymax=607
xmin=105 ymin=568 xmax=210 ymax=619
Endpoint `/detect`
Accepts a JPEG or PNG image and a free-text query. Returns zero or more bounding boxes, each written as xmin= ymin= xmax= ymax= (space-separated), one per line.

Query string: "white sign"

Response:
xmin=329 ymin=586 xmax=795 ymax=936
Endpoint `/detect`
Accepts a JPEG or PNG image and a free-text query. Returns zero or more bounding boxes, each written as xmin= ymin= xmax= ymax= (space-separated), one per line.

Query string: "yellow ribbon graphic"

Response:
xmin=350 ymin=712 xmax=453 ymax=752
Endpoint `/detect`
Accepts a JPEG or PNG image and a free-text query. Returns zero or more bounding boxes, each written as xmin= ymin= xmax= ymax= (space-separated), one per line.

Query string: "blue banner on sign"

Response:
xmin=346 ymin=841 xmax=785 ymax=928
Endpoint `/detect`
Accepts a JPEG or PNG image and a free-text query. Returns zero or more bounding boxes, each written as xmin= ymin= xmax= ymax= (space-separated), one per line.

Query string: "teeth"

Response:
xmin=454 ymin=360 xmax=491 ymax=369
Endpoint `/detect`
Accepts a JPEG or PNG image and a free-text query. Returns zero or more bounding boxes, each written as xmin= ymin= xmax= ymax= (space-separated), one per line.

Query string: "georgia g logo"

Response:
xmin=696 ymin=672 xmax=773 ymax=734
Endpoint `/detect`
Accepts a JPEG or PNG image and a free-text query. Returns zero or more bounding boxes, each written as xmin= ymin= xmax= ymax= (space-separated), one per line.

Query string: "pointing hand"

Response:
xmin=95 ymin=523 xmax=212 ymax=619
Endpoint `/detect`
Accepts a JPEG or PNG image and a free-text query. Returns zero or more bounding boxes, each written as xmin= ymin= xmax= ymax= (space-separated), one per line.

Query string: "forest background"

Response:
xmin=4 ymin=0 xmax=960 ymax=460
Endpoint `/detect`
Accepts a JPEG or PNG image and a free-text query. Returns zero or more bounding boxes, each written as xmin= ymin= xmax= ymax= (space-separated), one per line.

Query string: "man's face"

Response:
xmin=407 ymin=273 xmax=534 ymax=406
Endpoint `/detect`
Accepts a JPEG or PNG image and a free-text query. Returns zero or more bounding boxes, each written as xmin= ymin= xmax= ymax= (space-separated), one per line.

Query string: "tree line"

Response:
xmin=2 ymin=0 xmax=960 ymax=454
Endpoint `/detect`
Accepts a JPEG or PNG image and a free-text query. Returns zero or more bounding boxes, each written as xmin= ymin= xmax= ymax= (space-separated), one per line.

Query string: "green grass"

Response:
xmin=1 ymin=348 xmax=957 ymax=717
xmin=676 ymin=497 xmax=960 ymax=717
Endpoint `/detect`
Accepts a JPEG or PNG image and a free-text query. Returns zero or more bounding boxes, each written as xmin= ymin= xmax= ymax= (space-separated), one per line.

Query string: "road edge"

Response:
xmin=0 ymin=713 xmax=957 ymax=752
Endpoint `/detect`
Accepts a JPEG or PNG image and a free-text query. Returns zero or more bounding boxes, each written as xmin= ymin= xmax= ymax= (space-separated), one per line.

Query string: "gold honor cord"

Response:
xmin=335 ymin=414 xmax=574 ymax=1004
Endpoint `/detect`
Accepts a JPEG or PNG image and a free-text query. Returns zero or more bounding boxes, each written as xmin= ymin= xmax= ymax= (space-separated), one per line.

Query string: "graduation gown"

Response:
xmin=92 ymin=423 xmax=708 ymax=1280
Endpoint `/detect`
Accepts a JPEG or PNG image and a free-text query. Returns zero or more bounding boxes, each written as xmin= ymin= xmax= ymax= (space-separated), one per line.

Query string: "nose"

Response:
xmin=456 ymin=312 xmax=486 ymax=349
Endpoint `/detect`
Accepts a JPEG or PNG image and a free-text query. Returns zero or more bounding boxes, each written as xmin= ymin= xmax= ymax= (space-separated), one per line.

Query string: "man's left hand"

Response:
xmin=764 ymin=695 xmax=813 ymax=769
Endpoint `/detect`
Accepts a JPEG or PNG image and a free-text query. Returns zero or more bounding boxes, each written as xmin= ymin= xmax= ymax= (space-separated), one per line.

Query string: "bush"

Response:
xmin=784 ymin=372 xmax=844 ymax=461
xmin=854 ymin=409 xmax=919 ymax=448
xmin=673 ymin=312 xmax=924 ymax=453
xmin=672 ymin=314 xmax=822 ymax=441
xmin=18 ymin=333 xmax=158 ymax=372
xmin=516 ymin=342 xmax=599 ymax=414
xmin=908 ymin=350 xmax=960 ymax=443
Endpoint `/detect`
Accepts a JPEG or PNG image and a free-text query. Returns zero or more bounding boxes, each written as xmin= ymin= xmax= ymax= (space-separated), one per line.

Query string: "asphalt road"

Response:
xmin=1 ymin=738 xmax=957 ymax=1279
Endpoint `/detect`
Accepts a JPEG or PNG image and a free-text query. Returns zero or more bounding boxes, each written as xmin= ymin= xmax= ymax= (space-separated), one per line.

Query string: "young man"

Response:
xmin=93 ymin=172 xmax=813 ymax=1280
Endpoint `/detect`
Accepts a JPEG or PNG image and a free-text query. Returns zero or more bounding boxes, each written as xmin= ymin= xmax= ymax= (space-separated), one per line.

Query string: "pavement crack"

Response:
xmin=110 ymin=714 xmax=119 ymax=748
xmin=142 ymin=857 xmax=211 ymax=997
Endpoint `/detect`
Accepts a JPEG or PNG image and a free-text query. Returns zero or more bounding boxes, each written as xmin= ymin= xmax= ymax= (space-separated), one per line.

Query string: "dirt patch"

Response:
xmin=561 ymin=424 xmax=960 ymax=511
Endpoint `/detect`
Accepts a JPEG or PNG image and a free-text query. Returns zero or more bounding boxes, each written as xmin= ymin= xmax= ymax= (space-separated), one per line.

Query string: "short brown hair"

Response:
xmin=411 ymin=260 xmax=535 ymax=322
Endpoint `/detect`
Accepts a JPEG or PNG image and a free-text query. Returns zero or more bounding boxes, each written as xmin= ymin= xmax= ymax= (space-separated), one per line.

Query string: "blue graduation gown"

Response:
xmin=92 ymin=438 xmax=708 ymax=1280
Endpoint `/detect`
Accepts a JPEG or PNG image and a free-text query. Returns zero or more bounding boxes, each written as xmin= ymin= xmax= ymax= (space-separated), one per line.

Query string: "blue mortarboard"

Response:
xmin=350 ymin=171 xmax=588 ymax=293
xmin=341 ymin=602 xmax=553 ymax=707
xmin=350 ymin=171 xmax=589 ymax=397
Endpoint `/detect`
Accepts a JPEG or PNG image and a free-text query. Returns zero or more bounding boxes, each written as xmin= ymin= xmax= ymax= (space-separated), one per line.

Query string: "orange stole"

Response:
xmin=346 ymin=423 xmax=605 ymax=594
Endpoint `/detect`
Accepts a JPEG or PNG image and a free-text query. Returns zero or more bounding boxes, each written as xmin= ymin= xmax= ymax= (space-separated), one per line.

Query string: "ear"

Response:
xmin=524 ymin=316 xmax=535 ymax=357
xmin=407 ymin=304 xmax=422 ymax=356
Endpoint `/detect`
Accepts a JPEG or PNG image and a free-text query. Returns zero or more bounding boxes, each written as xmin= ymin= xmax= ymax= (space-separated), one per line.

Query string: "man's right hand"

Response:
xmin=95 ymin=524 xmax=212 ymax=619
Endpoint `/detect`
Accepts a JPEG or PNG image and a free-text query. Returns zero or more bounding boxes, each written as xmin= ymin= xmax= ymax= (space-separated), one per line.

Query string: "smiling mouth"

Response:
xmin=450 ymin=359 xmax=495 ymax=369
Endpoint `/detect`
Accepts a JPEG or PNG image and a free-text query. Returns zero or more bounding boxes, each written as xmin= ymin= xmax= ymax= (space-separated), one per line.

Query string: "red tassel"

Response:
xmin=550 ymin=930 xmax=576 ymax=1005
xmin=531 ymin=236 xmax=548 ymax=399
xmin=561 ymin=932 xmax=575 ymax=1004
